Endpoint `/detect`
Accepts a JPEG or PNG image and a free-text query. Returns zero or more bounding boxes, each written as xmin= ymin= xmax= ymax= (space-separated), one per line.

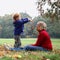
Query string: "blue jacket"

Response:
xmin=13 ymin=18 xmax=29 ymax=35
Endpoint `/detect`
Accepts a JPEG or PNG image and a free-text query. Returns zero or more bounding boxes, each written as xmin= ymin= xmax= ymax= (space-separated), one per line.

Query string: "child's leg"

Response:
xmin=14 ymin=35 xmax=21 ymax=48
xmin=4 ymin=44 xmax=24 ymax=51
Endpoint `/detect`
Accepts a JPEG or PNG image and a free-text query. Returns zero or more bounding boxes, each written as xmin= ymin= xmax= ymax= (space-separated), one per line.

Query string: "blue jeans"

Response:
xmin=10 ymin=47 xmax=23 ymax=51
xmin=9 ymin=45 xmax=48 ymax=51
xmin=24 ymin=45 xmax=48 ymax=51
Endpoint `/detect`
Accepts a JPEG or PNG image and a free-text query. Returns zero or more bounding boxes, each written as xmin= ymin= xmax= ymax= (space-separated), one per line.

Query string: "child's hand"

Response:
xmin=29 ymin=20 xmax=33 ymax=22
xmin=28 ymin=18 xmax=33 ymax=22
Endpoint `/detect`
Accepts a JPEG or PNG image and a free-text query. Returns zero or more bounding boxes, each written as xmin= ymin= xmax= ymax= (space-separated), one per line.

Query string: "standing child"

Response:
xmin=13 ymin=13 xmax=32 ymax=48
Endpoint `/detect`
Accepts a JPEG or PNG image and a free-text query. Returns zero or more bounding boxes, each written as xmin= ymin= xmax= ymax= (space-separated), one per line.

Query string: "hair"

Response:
xmin=13 ymin=13 xmax=20 ymax=20
xmin=37 ymin=21 xmax=47 ymax=30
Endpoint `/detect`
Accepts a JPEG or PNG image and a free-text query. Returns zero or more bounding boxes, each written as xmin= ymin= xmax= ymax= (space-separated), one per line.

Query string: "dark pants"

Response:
xmin=24 ymin=45 xmax=48 ymax=51
xmin=9 ymin=45 xmax=48 ymax=51
xmin=14 ymin=35 xmax=21 ymax=48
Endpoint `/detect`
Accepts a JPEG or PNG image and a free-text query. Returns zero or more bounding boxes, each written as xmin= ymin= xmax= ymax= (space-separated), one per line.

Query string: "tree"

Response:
xmin=37 ymin=0 xmax=60 ymax=21
xmin=0 ymin=13 xmax=32 ymax=38
xmin=33 ymin=16 xmax=60 ymax=38
xmin=0 ymin=12 xmax=60 ymax=38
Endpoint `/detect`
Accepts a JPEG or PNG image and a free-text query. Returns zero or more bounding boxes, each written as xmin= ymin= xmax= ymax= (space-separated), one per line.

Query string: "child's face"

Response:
xmin=16 ymin=16 xmax=20 ymax=20
xmin=36 ymin=24 xmax=42 ymax=32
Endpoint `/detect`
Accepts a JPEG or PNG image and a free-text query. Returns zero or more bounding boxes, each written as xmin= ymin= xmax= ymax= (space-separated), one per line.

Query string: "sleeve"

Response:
xmin=21 ymin=18 xmax=30 ymax=24
xmin=32 ymin=32 xmax=44 ymax=46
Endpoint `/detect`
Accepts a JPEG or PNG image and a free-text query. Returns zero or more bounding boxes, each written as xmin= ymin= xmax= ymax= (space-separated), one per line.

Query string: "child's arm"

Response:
xmin=21 ymin=18 xmax=32 ymax=24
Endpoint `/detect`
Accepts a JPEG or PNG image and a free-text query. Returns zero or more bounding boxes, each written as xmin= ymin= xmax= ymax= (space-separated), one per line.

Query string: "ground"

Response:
xmin=0 ymin=38 xmax=60 ymax=60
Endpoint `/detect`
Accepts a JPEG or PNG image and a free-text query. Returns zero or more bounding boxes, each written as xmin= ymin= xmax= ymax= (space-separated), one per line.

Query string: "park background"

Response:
xmin=0 ymin=0 xmax=60 ymax=38
xmin=0 ymin=0 xmax=60 ymax=60
xmin=0 ymin=12 xmax=60 ymax=38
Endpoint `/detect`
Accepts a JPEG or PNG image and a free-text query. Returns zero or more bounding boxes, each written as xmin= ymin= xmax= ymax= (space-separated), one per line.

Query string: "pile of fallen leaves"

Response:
xmin=0 ymin=45 xmax=11 ymax=57
xmin=0 ymin=45 xmax=22 ymax=59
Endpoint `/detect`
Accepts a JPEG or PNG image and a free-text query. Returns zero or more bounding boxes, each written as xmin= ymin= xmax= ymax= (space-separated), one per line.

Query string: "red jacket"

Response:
xmin=32 ymin=29 xmax=52 ymax=50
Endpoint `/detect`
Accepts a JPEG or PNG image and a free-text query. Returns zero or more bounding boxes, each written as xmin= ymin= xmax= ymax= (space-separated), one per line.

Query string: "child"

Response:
xmin=24 ymin=21 xmax=52 ymax=51
xmin=13 ymin=13 xmax=32 ymax=48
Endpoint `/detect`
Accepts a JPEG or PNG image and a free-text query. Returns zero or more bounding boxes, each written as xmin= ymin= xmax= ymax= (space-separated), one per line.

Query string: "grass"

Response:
xmin=0 ymin=38 xmax=60 ymax=49
xmin=0 ymin=38 xmax=35 ymax=46
xmin=0 ymin=38 xmax=60 ymax=60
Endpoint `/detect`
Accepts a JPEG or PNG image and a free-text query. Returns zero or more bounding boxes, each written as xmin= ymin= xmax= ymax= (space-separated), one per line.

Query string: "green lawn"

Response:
xmin=0 ymin=38 xmax=60 ymax=60
xmin=0 ymin=38 xmax=60 ymax=49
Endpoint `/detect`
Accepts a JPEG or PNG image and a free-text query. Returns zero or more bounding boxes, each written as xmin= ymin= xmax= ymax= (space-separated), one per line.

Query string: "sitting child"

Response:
xmin=24 ymin=21 xmax=52 ymax=51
